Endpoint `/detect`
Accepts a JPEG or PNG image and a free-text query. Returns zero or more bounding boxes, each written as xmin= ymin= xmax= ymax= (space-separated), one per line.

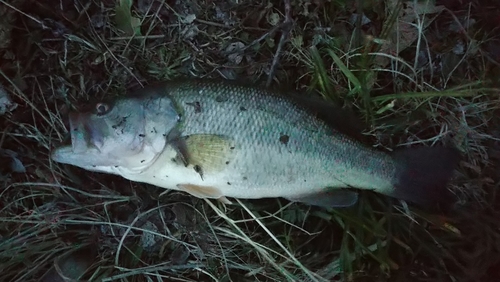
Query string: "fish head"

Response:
xmin=51 ymin=94 xmax=180 ymax=172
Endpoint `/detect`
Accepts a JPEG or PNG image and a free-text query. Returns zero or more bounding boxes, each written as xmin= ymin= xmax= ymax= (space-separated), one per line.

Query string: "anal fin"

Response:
xmin=177 ymin=183 xmax=232 ymax=204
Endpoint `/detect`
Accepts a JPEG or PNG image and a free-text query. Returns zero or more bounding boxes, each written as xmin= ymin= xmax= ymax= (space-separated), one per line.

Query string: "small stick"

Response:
xmin=266 ymin=0 xmax=293 ymax=88
xmin=241 ymin=24 xmax=284 ymax=52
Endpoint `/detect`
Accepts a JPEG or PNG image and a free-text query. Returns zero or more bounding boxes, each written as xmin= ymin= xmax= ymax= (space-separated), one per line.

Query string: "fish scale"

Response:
xmin=52 ymin=79 xmax=460 ymax=208
xmin=132 ymin=80 xmax=395 ymax=199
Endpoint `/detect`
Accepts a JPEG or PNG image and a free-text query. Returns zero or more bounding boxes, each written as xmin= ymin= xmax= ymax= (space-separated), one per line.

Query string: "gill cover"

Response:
xmin=52 ymin=86 xmax=180 ymax=170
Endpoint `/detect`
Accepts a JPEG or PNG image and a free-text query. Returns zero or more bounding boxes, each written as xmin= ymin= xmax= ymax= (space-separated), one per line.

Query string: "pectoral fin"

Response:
xmin=287 ymin=190 xmax=359 ymax=208
xmin=171 ymin=134 xmax=235 ymax=174
xmin=165 ymin=128 xmax=190 ymax=166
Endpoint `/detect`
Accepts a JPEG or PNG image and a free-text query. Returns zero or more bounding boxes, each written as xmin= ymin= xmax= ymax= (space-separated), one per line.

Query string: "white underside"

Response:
xmin=105 ymin=141 xmax=394 ymax=201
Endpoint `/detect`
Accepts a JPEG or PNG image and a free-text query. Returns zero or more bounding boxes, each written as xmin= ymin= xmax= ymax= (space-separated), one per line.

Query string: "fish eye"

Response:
xmin=95 ymin=103 xmax=110 ymax=116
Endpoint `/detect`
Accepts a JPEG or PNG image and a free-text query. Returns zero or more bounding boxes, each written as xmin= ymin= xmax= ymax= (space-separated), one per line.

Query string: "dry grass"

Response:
xmin=1 ymin=0 xmax=500 ymax=281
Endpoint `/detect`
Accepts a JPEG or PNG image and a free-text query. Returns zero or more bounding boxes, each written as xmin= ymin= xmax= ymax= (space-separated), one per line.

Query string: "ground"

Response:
xmin=1 ymin=0 xmax=500 ymax=281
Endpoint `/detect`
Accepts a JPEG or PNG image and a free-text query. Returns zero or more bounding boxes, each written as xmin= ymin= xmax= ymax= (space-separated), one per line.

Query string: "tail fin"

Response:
xmin=390 ymin=146 xmax=461 ymax=209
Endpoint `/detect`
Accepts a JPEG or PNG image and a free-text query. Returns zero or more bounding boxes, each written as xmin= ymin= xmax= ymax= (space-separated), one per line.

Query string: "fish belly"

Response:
xmin=121 ymin=133 xmax=394 ymax=200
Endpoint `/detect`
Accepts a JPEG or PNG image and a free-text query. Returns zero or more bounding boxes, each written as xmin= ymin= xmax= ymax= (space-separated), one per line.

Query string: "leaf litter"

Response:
xmin=0 ymin=0 xmax=500 ymax=281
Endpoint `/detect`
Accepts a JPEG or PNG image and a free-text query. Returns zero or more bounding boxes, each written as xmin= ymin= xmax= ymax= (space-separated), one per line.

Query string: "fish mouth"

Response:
xmin=51 ymin=112 xmax=102 ymax=166
xmin=68 ymin=112 xmax=94 ymax=153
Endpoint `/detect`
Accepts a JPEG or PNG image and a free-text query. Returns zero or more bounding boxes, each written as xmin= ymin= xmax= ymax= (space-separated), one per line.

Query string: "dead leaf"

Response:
xmin=0 ymin=85 xmax=17 ymax=115
xmin=171 ymin=244 xmax=190 ymax=265
xmin=114 ymin=0 xmax=142 ymax=36
xmin=181 ymin=24 xmax=199 ymax=40
xmin=138 ymin=0 xmax=154 ymax=14
xmin=39 ymin=245 xmax=96 ymax=282
xmin=182 ymin=14 xmax=197 ymax=24
xmin=403 ymin=1 xmax=445 ymax=19
xmin=139 ymin=221 xmax=160 ymax=250
xmin=0 ymin=2 xmax=17 ymax=49
xmin=350 ymin=13 xmax=372 ymax=25
xmin=376 ymin=0 xmax=445 ymax=67
xmin=225 ymin=42 xmax=245 ymax=65
xmin=0 ymin=149 xmax=25 ymax=173
xmin=268 ymin=12 xmax=280 ymax=26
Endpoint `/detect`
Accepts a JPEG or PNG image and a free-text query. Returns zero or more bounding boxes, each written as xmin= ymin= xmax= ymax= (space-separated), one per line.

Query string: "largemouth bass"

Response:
xmin=51 ymin=79 xmax=459 ymax=208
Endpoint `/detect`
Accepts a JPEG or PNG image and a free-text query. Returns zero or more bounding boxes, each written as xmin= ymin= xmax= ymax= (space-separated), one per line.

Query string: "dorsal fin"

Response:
xmin=287 ymin=92 xmax=369 ymax=143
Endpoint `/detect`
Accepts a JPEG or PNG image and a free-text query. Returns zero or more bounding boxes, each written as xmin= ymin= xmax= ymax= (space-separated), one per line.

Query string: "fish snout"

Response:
xmin=69 ymin=112 xmax=101 ymax=153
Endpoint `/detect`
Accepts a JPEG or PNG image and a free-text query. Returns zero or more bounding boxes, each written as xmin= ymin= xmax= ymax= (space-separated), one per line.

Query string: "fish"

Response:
xmin=51 ymin=79 xmax=460 ymax=208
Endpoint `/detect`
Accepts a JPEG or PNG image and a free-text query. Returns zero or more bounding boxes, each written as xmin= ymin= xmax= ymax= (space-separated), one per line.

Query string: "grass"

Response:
xmin=1 ymin=0 xmax=500 ymax=281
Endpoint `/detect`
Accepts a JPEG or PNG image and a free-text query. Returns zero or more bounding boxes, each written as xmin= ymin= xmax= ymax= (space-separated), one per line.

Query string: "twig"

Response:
xmin=266 ymin=0 xmax=293 ymax=88
xmin=241 ymin=24 xmax=284 ymax=53
xmin=0 ymin=0 xmax=43 ymax=25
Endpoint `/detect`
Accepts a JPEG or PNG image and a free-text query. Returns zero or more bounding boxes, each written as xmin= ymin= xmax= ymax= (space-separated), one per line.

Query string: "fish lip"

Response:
xmin=51 ymin=111 xmax=105 ymax=166
xmin=51 ymin=144 xmax=102 ymax=168
xmin=68 ymin=112 xmax=96 ymax=154
xmin=50 ymin=145 xmax=72 ymax=163
xmin=51 ymin=111 xmax=94 ymax=165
